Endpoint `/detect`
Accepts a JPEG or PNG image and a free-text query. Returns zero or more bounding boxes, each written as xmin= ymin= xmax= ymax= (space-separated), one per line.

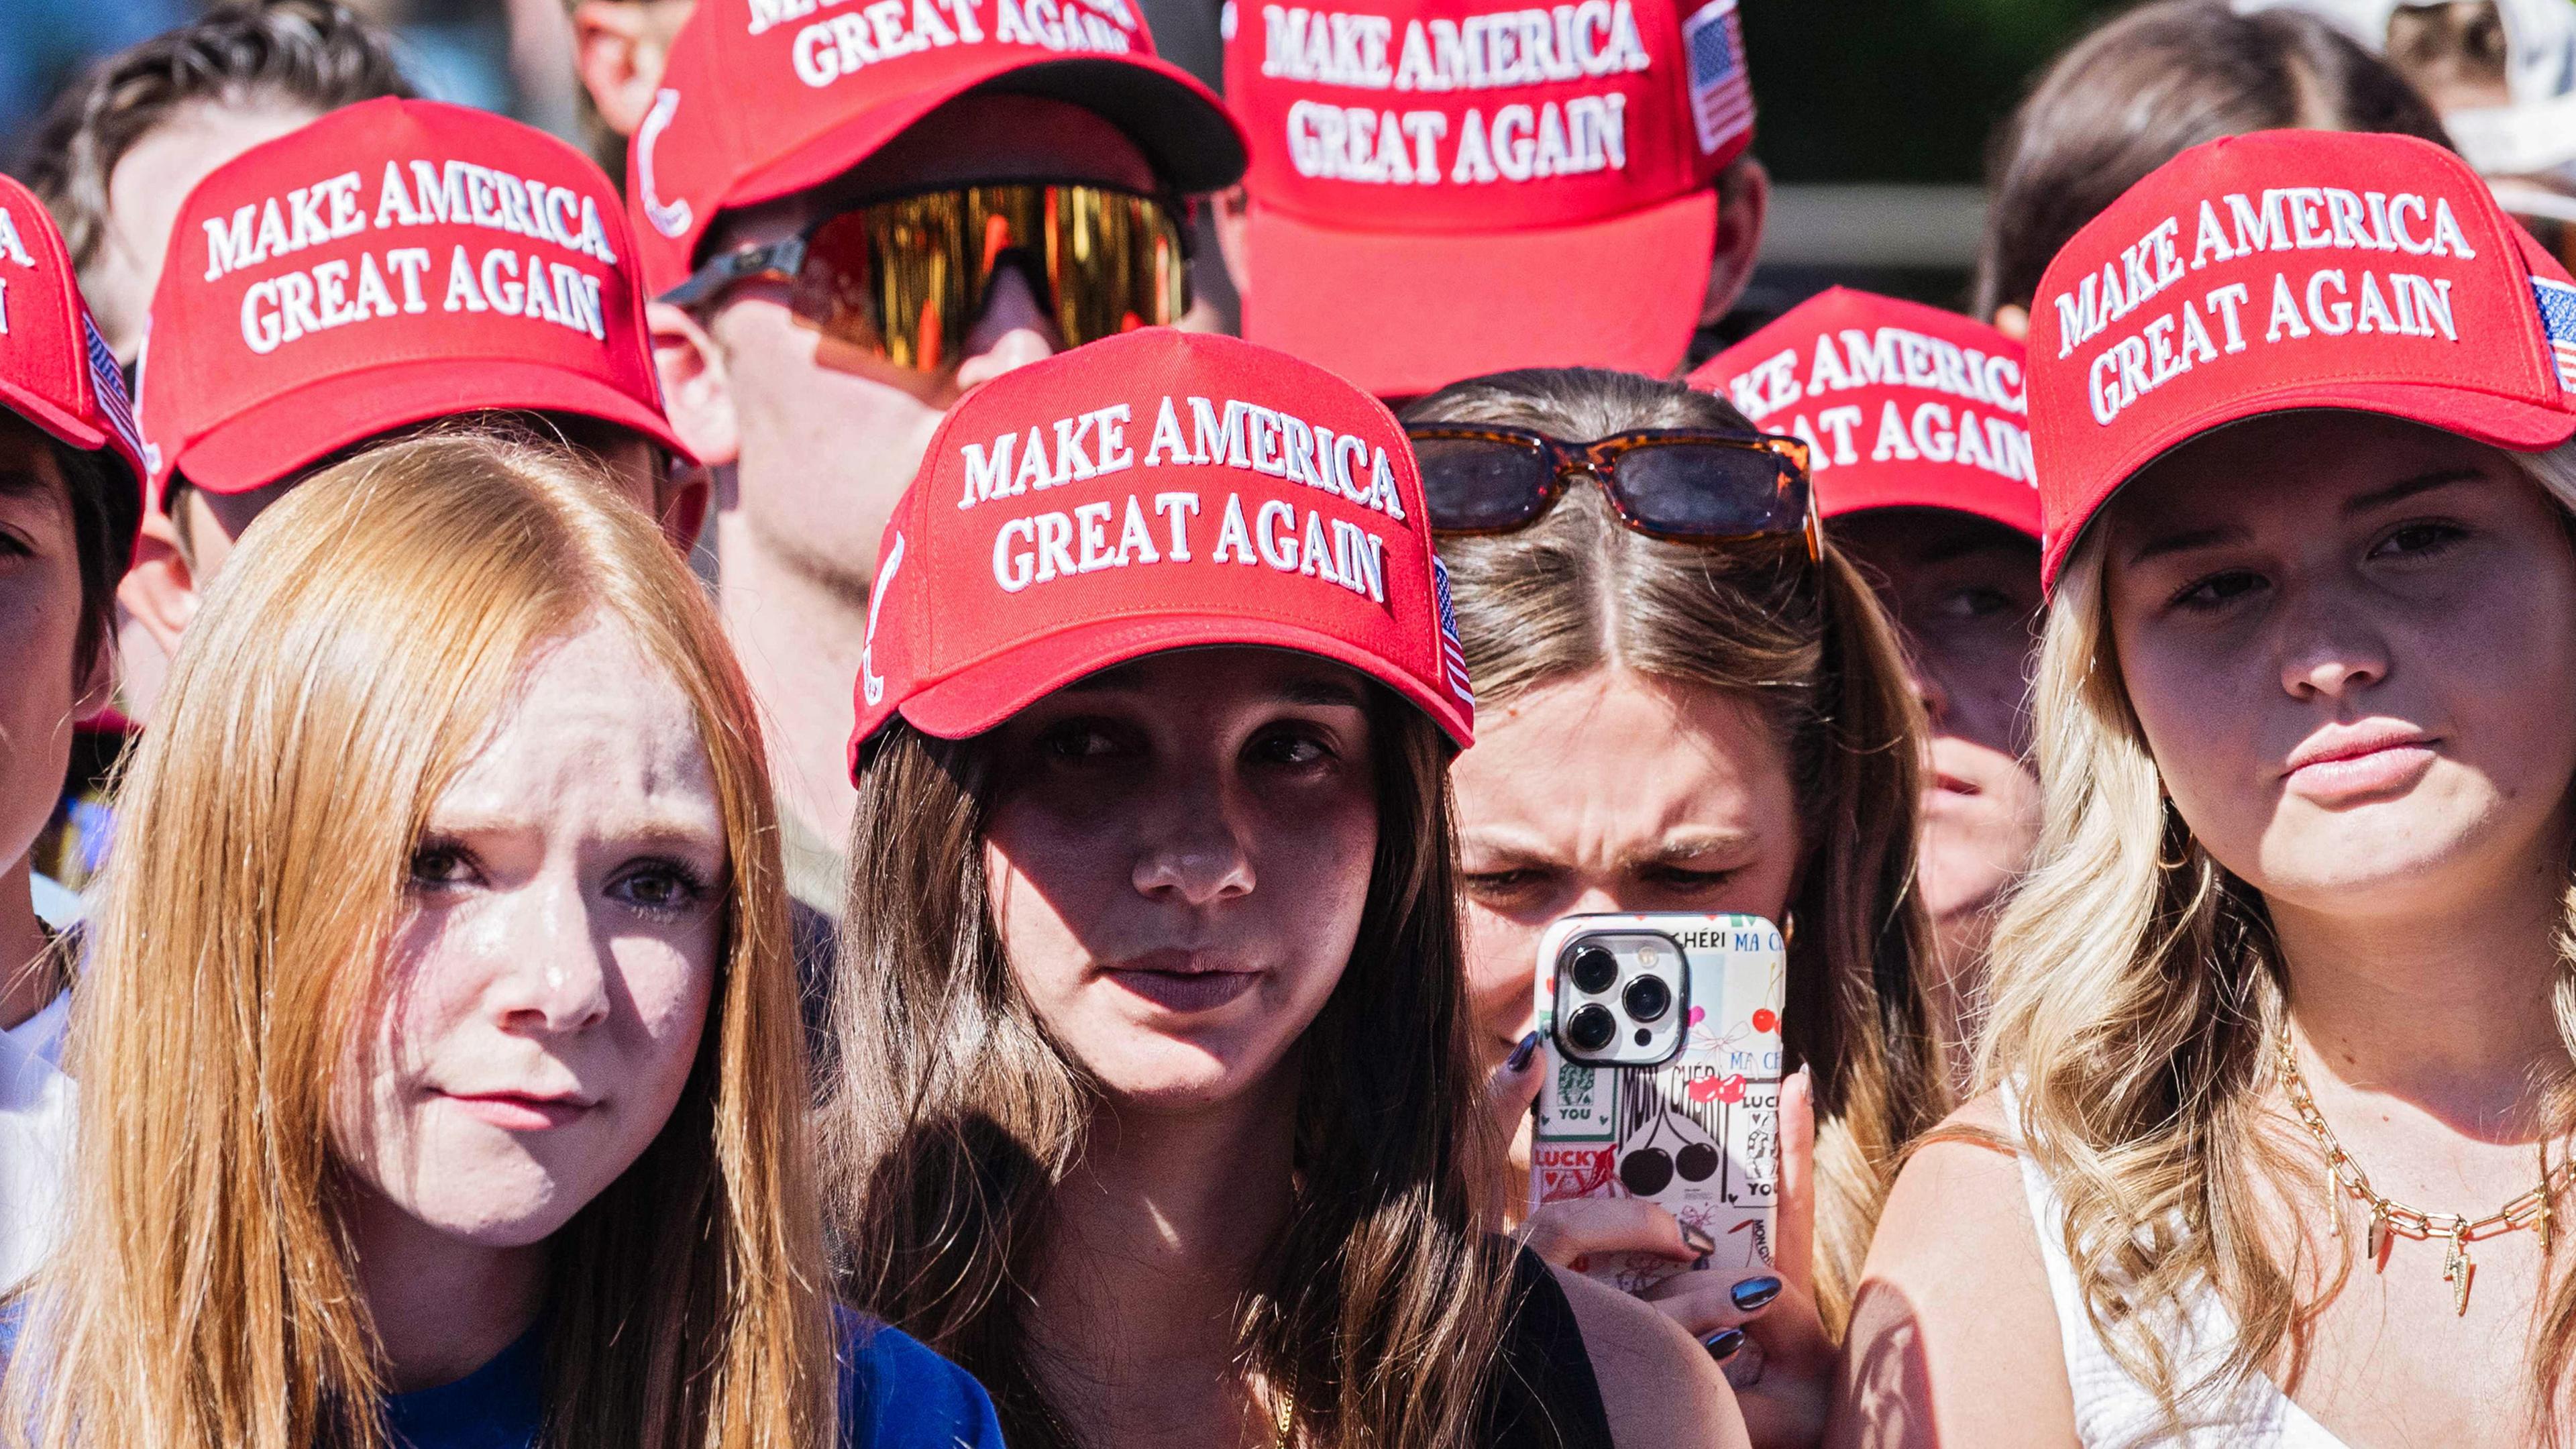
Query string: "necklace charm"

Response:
xmin=2366 ymin=1203 xmax=2392 ymax=1269
xmin=2443 ymin=1222 xmax=2472 ymax=1316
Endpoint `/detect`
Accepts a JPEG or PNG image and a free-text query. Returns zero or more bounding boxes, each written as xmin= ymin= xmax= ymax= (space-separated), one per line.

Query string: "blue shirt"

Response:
xmin=386 ymin=1307 xmax=1002 ymax=1449
xmin=4 ymin=1305 xmax=1001 ymax=1449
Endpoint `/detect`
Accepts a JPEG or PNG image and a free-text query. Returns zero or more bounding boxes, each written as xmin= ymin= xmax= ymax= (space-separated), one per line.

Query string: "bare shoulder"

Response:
xmin=1550 ymin=1263 xmax=1750 ymax=1449
xmin=1825 ymin=1091 xmax=2076 ymax=1448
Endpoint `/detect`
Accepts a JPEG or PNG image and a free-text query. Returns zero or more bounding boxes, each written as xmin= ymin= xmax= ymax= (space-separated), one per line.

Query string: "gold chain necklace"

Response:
xmin=1270 ymin=1386 xmax=1294 ymax=1449
xmin=2275 ymin=1026 xmax=2576 ymax=1315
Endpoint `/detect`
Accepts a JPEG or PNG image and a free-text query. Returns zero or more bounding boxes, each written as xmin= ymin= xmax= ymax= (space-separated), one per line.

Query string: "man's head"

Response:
xmin=632 ymin=0 xmax=1246 ymax=596
xmin=0 ymin=179 xmax=148 ymax=888
xmin=121 ymin=98 xmax=701 ymax=656
xmin=1217 ymin=0 xmax=1768 ymax=399
xmin=21 ymin=0 xmax=414 ymax=364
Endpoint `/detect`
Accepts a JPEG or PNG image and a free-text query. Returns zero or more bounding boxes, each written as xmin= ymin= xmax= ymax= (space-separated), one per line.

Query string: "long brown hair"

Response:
xmin=1405 ymin=366 xmax=1948 ymax=1339
xmin=2 ymin=433 xmax=830 ymax=1449
xmin=824 ymin=696 xmax=1513 ymax=1449
xmin=1983 ymin=440 xmax=2576 ymax=1441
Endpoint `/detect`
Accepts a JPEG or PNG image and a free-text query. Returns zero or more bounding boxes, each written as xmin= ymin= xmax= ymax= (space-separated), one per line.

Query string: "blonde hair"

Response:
xmin=1406 ymin=368 xmax=1951 ymax=1339
xmin=2 ymin=433 xmax=830 ymax=1449
xmin=1982 ymin=435 xmax=2576 ymax=1437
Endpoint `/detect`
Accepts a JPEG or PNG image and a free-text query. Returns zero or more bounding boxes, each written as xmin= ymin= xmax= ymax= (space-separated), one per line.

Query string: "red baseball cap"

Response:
xmin=629 ymin=0 xmax=1248 ymax=297
xmin=0 ymin=174 xmax=146 ymax=515
xmin=849 ymin=327 xmax=1474 ymax=770
xmin=1689 ymin=288 xmax=2039 ymax=537
xmin=139 ymin=97 xmax=686 ymax=499
xmin=2027 ymin=129 xmax=2576 ymax=591
xmin=1225 ymin=0 xmax=1758 ymax=398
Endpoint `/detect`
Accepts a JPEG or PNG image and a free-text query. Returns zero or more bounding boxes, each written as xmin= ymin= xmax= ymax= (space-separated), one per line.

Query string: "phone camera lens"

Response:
xmin=1568 ymin=945 xmax=1619 ymax=995
xmin=1565 ymin=1004 xmax=1617 ymax=1052
xmin=1623 ymin=974 xmax=1672 ymax=1023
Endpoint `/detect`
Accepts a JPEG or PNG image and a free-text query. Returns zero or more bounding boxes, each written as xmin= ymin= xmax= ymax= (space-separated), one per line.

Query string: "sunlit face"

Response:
xmin=981 ymin=648 xmax=1381 ymax=1114
xmin=0 ymin=417 xmax=98 ymax=892
xmin=1450 ymin=668 xmax=1801 ymax=1071
xmin=333 ymin=621 xmax=727 ymax=1248
xmin=1833 ymin=509 xmax=2044 ymax=938
xmin=2103 ymin=412 xmax=2576 ymax=924
xmin=704 ymin=94 xmax=1159 ymax=596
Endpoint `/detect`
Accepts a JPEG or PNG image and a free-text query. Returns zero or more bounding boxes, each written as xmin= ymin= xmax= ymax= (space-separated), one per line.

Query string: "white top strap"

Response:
xmin=1998 ymin=1083 xmax=2348 ymax=1449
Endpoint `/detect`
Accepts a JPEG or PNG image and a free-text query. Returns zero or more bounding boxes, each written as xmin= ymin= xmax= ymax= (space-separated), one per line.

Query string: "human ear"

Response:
xmin=1700 ymin=156 xmax=1771 ymax=329
xmin=651 ymin=300 xmax=741 ymax=468
xmin=116 ymin=507 xmax=197 ymax=660
xmin=572 ymin=1 xmax=671 ymax=138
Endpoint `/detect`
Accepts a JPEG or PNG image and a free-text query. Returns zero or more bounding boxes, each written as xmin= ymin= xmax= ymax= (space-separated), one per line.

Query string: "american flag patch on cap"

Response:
xmin=83 ymin=317 xmax=144 ymax=462
xmin=1432 ymin=555 xmax=1473 ymax=706
xmin=2536 ymin=278 xmax=2576 ymax=394
xmin=1680 ymin=0 xmax=1754 ymax=157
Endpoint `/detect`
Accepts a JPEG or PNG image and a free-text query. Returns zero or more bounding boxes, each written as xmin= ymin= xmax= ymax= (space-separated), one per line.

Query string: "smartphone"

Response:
xmin=1528 ymin=912 xmax=1788 ymax=1293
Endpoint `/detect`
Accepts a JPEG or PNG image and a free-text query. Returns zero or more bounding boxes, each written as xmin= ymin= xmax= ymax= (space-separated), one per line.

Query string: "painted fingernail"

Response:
xmin=1702 ymin=1328 xmax=1746 ymax=1361
xmin=1730 ymin=1275 xmax=1782 ymax=1311
xmin=1682 ymin=1226 xmax=1717 ymax=1258
xmin=1505 ymin=1030 xmax=1542 ymax=1073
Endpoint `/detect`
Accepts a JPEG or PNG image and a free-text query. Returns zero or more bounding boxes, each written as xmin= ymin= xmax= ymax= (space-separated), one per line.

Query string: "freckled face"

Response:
xmin=1450 ymin=668 xmax=1801 ymax=1071
xmin=981 ymin=648 xmax=1381 ymax=1114
xmin=1833 ymin=508 xmax=2043 ymax=937
xmin=332 ymin=621 xmax=727 ymax=1248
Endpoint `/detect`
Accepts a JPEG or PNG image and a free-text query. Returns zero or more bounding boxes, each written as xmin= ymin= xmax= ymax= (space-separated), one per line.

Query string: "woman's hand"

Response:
xmin=1516 ymin=1066 xmax=1831 ymax=1449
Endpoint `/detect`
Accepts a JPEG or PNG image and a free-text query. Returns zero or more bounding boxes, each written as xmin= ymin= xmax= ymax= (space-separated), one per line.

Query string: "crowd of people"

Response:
xmin=1 ymin=0 xmax=2571 ymax=1445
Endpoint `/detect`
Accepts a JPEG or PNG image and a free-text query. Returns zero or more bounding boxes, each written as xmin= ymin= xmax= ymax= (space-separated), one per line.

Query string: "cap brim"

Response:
xmin=171 ymin=357 xmax=694 ymax=495
xmin=725 ymin=53 xmax=1248 ymax=223
xmin=1241 ymin=191 xmax=1716 ymax=398
xmin=896 ymin=613 xmax=1474 ymax=749
xmin=2041 ymin=378 xmax=2576 ymax=588
xmin=0 ymin=379 xmax=148 ymax=523
xmin=1823 ymin=476 xmax=2042 ymax=539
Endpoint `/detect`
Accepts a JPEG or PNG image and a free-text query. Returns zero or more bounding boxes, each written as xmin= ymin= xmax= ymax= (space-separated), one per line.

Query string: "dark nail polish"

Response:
xmin=1682 ymin=1226 xmax=1717 ymax=1258
xmin=1702 ymin=1328 xmax=1746 ymax=1361
xmin=1505 ymin=1030 xmax=1542 ymax=1073
xmin=1730 ymin=1275 xmax=1782 ymax=1311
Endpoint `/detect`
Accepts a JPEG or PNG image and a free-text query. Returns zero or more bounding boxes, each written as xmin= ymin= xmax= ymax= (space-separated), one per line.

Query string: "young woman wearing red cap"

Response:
xmin=0 ymin=176 xmax=150 ymax=1295
xmin=1838 ymin=130 xmax=2576 ymax=1448
xmin=1403 ymin=368 xmax=1946 ymax=1448
xmin=825 ymin=329 xmax=1743 ymax=1449
xmin=0 ymin=409 xmax=136 ymax=1289
xmin=0 ymin=435 xmax=1001 ymax=1449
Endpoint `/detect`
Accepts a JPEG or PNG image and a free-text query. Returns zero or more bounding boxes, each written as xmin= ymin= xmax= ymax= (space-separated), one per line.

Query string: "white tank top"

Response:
xmin=2002 ymin=1085 xmax=2351 ymax=1449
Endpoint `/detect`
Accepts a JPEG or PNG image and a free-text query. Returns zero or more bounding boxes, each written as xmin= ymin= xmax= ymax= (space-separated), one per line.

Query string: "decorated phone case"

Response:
xmin=1529 ymin=912 xmax=1788 ymax=1293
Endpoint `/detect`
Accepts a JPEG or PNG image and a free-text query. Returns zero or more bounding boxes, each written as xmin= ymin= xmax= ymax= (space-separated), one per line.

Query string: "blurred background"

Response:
xmin=0 ymin=0 xmax=2129 ymax=311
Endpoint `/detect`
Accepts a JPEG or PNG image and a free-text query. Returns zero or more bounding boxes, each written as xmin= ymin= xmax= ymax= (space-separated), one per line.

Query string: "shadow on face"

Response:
xmin=1831 ymin=508 xmax=2043 ymax=935
xmin=2102 ymin=411 xmax=2576 ymax=922
xmin=0 ymin=416 xmax=91 ymax=896
xmin=977 ymin=646 xmax=1382 ymax=1116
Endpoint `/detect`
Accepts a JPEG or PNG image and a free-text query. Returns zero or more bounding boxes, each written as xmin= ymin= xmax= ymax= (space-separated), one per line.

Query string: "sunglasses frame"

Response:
xmin=655 ymin=178 xmax=1194 ymax=357
xmin=1404 ymin=423 xmax=1819 ymax=557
